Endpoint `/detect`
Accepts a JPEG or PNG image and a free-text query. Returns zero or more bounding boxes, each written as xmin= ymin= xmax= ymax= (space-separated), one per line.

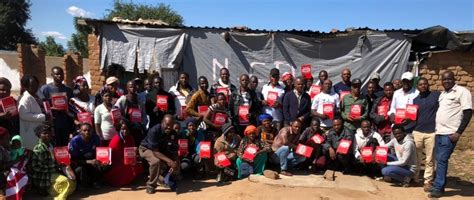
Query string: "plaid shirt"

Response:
xmin=237 ymin=137 xmax=270 ymax=158
xmin=31 ymin=140 xmax=56 ymax=190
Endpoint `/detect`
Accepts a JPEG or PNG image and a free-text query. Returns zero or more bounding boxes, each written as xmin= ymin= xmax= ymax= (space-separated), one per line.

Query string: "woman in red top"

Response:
xmin=103 ymin=120 xmax=144 ymax=187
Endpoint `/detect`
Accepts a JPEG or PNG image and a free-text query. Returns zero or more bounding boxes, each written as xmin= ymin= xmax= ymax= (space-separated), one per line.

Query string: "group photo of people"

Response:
xmin=0 ymin=63 xmax=471 ymax=199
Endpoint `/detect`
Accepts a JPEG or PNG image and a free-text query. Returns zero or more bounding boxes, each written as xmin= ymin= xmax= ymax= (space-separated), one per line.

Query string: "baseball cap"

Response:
xmin=401 ymin=72 xmax=414 ymax=81
xmin=370 ymin=72 xmax=380 ymax=80
xmin=106 ymin=76 xmax=119 ymax=85
xmin=351 ymin=78 xmax=362 ymax=86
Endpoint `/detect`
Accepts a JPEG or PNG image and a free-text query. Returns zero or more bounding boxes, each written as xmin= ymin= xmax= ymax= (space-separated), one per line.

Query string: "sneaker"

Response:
xmin=146 ymin=187 xmax=156 ymax=194
xmin=280 ymin=171 xmax=293 ymax=176
xmin=428 ymin=190 xmax=443 ymax=198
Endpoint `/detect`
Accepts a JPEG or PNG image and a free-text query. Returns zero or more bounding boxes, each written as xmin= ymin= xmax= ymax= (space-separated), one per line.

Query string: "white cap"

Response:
xmin=401 ymin=72 xmax=414 ymax=81
xmin=370 ymin=72 xmax=380 ymax=80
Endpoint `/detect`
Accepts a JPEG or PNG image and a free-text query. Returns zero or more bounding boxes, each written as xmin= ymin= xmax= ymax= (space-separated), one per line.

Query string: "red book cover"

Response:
xmin=375 ymin=146 xmax=389 ymax=164
xmin=301 ymin=64 xmax=312 ymax=79
xmin=51 ymin=93 xmax=68 ymax=111
xmin=377 ymin=105 xmax=388 ymax=117
xmin=238 ymin=105 xmax=250 ymax=125
xmin=311 ymin=134 xmax=325 ymax=144
xmin=128 ymin=107 xmax=142 ymax=123
xmin=336 ymin=139 xmax=352 ymax=154
xmin=394 ymin=109 xmax=406 ymax=124
xmin=178 ymin=139 xmax=189 ymax=157
xmin=295 ymin=144 xmax=313 ymax=158
xmin=199 ymin=141 xmax=211 ymax=158
xmin=77 ymin=112 xmax=93 ymax=125
xmin=267 ymin=91 xmax=278 ymax=107
xmin=361 ymin=146 xmax=373 ymax=163
xmin=405 ymin=104 xmax=418 ymax=121
xmin=339 ymin=91 xmax=350 ymax=101
xmin=242 ymin=144 xmax=258 ymax=162
xmin=53 ymin=146 xmax=71 ymax=165
xmin=96 ymin=147 xmax=112 ymax=165
xmin=322 ymin=103 xmax=334 ymax=120
xmin=216 ymin=87 xmax=230 ymax=101
xmin=198 ymin=105 xmax=208 ymax=115
xmin=43 ymin=101 xmax=52 ymax=115
xmin=181 ymin=106 xmax=188 ymax=118
xmin=214 ymin=152 xmax=231 ymax=167
xmin=213 ymin=112 xmax=227 ymax=126
xmin=310 ymin=85 xmax=321 ymax=99
xmin=156 ymin=95 xmax=169 ymax=111
xmin=111 ymin=108 xmax=122 ymax=124
xmin=0 ymin=96 xmax=18 ymax=116
xmin=350 ymin=104 xmax=362 ymax=119
xmin=123 ymin=147 xmax=137 ymax=165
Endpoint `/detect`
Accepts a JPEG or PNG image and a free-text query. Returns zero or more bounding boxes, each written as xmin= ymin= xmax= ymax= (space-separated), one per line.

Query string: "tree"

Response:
xmin=0 ymin=0 xmax=36 ymax=50
xmin=105 ymin=1 xmax=184 ymax=26
xmin=68 ymin=17 xmax=92 ymax=58
xmin=39 ymin=36 xmax=65 ymax=56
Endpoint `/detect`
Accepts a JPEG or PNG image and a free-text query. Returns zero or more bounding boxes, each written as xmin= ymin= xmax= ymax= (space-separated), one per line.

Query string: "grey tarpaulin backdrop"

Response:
xmin=100 ymin=24 xmax=411 ymax=88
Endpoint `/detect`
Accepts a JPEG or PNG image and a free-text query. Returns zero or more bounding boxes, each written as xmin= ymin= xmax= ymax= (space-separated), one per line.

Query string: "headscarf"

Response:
xmin=244 ymin=125 xmax=258 ymax=136
xmin=73 ymin=76 xmax=88 ymax=90
xmin=258 ymin=114 xmax=273 ymax=122
xmin=281 ymin=72 xmax=293 ymax=82
xmin=10 ymin=135 xmax=25 ymax=161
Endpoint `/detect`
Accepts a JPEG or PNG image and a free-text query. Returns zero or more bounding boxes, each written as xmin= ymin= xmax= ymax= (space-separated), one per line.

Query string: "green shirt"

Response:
xmin=341 ymin=94 xmax=369 ymax=131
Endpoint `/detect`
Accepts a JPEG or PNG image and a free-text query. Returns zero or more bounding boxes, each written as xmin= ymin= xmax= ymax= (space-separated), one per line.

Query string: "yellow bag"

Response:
xmin=48 ymin=173 xmax=76 ymax=200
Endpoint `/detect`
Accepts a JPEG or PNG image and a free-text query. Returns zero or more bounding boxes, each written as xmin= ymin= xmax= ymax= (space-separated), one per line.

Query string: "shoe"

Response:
xmin=383 ymin=176 xmax=392 ymax=182
xmin=280 ymin=171 xmax=293 ymax=176
xmin=216 ymin=171 xmax=223 ymax=183
xmin=402 ymin=177 xmax=411 ymax=187
xmin=428 ymin=190 xmax=443 ymax=198
xmin=423 ymin=183 xmax=432 ymax=192
xmin=146 ymin=187 xmax=156 ymax=194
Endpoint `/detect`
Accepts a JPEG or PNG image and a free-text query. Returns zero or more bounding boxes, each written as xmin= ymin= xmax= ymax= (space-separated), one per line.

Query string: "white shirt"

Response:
xmin=94 ymin=104 xmax=118 ymax=140
xmin=353 ymin=128 xmax=385 ymax=159
xmin=71 ymin=96 xmax=96 ymax=113
xmin=436 ymin=84 xmax=472 ymax=135
xmin=388 ymin=87 xmax=419 ymax=116
xmin=261 ymin=83 xmax=285 ymax=121
xmin=311 ymin=91 xmax=340 ymax=127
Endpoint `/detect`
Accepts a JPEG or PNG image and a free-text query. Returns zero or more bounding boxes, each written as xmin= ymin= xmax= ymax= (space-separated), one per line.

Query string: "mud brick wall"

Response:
xmin=63 ymin=52 xmax=83 ymax=88
xmin=419 ymin=51 xmax=474 ymax=150
xmin=17 ymin=44 xmax=46 ymax=85
xmin=88 ymin=33 xmax=104 ymax=94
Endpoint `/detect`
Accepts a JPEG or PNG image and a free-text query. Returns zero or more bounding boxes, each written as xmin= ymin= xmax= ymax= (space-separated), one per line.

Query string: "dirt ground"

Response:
xmin=23 ymin=150 xmax=474 ymax=200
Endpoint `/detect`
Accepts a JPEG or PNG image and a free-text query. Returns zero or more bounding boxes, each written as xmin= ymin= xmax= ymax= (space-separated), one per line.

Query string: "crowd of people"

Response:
xmin=0 ymin=65 xmax=471 ymax=199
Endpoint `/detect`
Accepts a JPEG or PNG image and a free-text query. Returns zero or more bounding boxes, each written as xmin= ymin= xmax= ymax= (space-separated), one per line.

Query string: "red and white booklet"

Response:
xmin=123 ymin=147 xmax=137 ymax=165
xmin=375 ymin=146 xmax=389 ymax=164
xmin=0 ymin=96 xmax=18 ymax=116
xmin=215 ymin=152 xmax=231 ymax=167
xmin=295 ymin=144 xmax=313 ymax=158
xmin=156 ymin=95 xmax=169 ymax=111
xmin=178 ymin=139 xmax=189 ymax=157
xmin=242 ymin=144 xmax=259 ymax=162
xmin=53 ymin=146 xmax=71 ymax=165
xmin=96 ymin=147 xmax=112 ymax=165
xmin=310 ymin=85 xmax=321 ymax=99
xmin=267 ymin=91 xmax=278 ymax=107
xmin=336 ymin=139 xmax=352 ymax=154
xmin=51 ymin=92 xmax=68 ymax=111
xmin=111 ymin=108 xmax=122 ymax=124
xmin=311 ymin=134 xmax=325 ymax=144
xmin=361 ymin=147 xmax=373 ymax=163
xmin=350 ymin=104 xmax=362 ymax=119
xmin=77 ymin=112 xmax=93 ymax=125
xmin=238 ymin=105 xmax=250 ymax=125
xmin=213 ymin=112 xmax=227 ymax=126
xmin=198 ymin=105 xmax=208 ymax=115
xmin=199 ymin=141 xmax=211 ymax=158
xmin=43 ymin=101 xmax=52 ymax=115
xmin=322 ymin=103 xmax=334 ymax=120
xmin=405 ymin=104 xmax=419 ymax=121
xmin=301 ymin=64 xmax=312 ymax=79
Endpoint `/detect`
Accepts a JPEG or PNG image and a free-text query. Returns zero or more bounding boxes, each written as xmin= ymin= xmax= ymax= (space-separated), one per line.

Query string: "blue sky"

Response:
xmin=29 ymin=0 xmax=474 ymax=48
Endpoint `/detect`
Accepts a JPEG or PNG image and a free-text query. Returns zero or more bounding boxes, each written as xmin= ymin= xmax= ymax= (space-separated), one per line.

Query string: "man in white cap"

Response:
xmin=387 ymin=72 xmax=419 ymax=133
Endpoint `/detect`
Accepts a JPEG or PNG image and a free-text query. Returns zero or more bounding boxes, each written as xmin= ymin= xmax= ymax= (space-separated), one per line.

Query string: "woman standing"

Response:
xmin=70 ymin=76 xmax=95 ymax=129
xmin=18 ymin=75 xmax=49 ymax=150
xmin=94 ymin=90 xmax=117 ymax=146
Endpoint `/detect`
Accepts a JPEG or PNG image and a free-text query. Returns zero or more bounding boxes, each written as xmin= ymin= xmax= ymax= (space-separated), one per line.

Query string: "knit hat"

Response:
xmin=244 ymin=125 xmax=258 ymax=136
xmin=221 ymin=122 xmax=234 ymax=136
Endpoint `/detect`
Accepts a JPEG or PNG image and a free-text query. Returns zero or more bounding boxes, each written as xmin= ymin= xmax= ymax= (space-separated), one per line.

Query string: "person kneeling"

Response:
xmin=139 ymin=115 xmax=179 ymax=194
xmin=353 ymin=120 xmax=384 ymax=177
xmin=323 ymin=118 xmax=354 ymax=174
xmin=214 ymin=123 xmax=241 ymax=182
xmin=270 ymin=119 xmax=306 ymax=176
xmin=380 ymin=125 xmax=417 ymax=187
xmin=236 ymin=125 xmax=270 ymax=179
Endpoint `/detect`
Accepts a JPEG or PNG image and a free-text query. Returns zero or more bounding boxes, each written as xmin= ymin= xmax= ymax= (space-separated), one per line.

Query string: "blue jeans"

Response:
xmin=381 ymin=154 xmax=414 ymax=182
xmin=432 ymin=135 xmax=456 ymax=192
xmin=271 ymin=146 xmax=306 ymax=171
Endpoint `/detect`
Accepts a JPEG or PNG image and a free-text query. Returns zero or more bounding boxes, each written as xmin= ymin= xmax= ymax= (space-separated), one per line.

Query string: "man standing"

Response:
xmin=340 ymin=78 xmax=369 ymax=132
xmin=283 ymin=77 xmax=311 ymax=128
xmin=210 ymin=68 xmax=237 ymax=104
xmin=146 ymin=77 xmax=176 ymax=129
xmin=363 ymin=72 xmax=383 ymax=97
xmin=429 ymin=71 xmax=472 ymax=198
xmin=249 ymin=75 xmax=264 ymax=105
xmin=412 ymin=78 xmax=439 ymax=190
xmin=271 ymin=119 xmax=306 ymax=176
xmin=333 ymin=68 xmax=352 ymax=95
xmin=370 ymin=82 xmax=395 ymax=142
xmin=311 ymin=79 xmax=340 ymax=132
xmin=139 ymin=115 xmax=179 ymax=194
xmin=229 ymin=74 xmax=260 ymax=135
xmin=40 ymin=66 xmax=74 ymax=146
xmin=261 ymin=68 xmax=286 ymax=131
xmin=388 ymin=72 xmax=419 ymax=133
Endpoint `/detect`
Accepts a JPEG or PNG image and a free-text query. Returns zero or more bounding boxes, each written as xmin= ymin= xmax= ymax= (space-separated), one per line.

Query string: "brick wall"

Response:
xmin=63 ymin=52 xmax=83 ymax=88
xmin=419 ymin=51 xmax=474 ymax=150
xmin=88 ymin=33 xmax=104 ymax=94
xmin=17 ymin=44 xmax=46 ymax=85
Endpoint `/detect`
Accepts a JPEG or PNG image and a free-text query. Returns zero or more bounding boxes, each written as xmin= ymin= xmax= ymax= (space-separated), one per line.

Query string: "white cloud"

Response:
xmin=41 ymin=31 xmax=67 ymax=40
xmin=66 ymin=6 xmax=94 ymax=18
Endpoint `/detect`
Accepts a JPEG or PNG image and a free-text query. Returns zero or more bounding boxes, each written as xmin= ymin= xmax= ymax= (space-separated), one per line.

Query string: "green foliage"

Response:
xmin=105 ymin=1 xmax=184 ymax=26
xmin=68 ymin=17 xmax=92 ymax=58
xmin=39 ymin=36 xmax=65 ymax=57
xmin=0 ymin=0 xmax=36 ymax=50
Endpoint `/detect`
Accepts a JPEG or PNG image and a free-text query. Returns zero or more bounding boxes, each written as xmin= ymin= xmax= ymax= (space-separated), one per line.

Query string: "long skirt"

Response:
xmin=236 ymin=153 xmax=268 ymax=179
